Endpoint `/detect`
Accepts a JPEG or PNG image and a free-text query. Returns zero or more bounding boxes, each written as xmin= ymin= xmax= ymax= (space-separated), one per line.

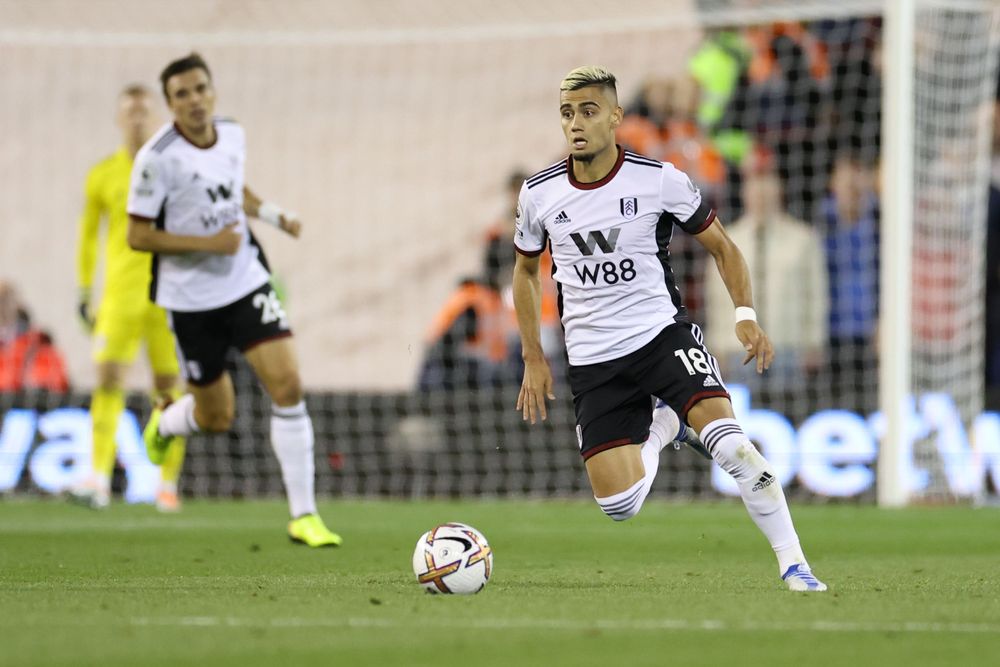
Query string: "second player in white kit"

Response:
xmin=127 ymin=53 xmax=342 ymax=548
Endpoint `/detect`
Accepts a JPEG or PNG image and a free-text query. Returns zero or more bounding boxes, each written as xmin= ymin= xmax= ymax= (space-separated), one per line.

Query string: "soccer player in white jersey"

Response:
xmin=126 ymin=53 xmax=341 ymax=548
xmin=514 ymin=66 xmax=826 ymax=591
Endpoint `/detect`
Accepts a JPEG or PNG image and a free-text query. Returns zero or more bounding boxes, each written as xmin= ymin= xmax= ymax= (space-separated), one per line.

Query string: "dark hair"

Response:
xmin=159 ymin=52 xmax=211 ymax=99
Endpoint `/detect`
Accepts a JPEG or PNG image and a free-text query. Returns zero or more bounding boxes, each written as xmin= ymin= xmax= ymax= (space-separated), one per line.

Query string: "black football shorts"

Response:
xmin=168 ymin=281 xmax=292 ymax=386
xmin=567 ymin=322 xmax=729 ymax=460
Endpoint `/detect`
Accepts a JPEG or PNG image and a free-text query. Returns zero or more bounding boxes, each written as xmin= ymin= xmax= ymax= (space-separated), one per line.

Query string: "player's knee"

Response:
xmin=269 ymin=373 xmax=303 ymax=407
xmin=202 ymin=414 xmax=234 ymax=432
xmin=97 ymin=376 xmax=121 ymax=392
xmin=198 ymin=407 xmax=235 ymax=432
xmin=152 ymin=374 xmax=180 ymax=394
xmin=96 ymin=365 xmax=123 ymax=392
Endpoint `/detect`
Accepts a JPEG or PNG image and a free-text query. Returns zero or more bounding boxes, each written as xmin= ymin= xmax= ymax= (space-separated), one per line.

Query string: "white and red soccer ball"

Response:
xmin=412 ymin=523 xmax=493 ymax=595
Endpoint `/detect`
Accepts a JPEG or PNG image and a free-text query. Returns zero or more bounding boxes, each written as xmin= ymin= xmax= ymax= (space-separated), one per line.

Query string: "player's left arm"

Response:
xmin=243 ymin=186 xmax=301 ymax=238
xmin=693 ymin=220 xmax=774 ymax=373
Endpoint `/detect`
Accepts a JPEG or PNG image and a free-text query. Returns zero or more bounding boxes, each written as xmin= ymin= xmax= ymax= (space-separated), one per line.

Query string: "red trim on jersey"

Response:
xmin=568 ymin=145 xmax=625 ymax=190
xmin=514 ymin=244 xmax=545 ymax=257
xmin=581 ymin=437 xmax=636 ymax=460
xmin=692 ymin=209 xmax=718 ymax=234
xmin=681 ymin=389 xmax=731 ymax=419
xmin=173 ymin=121 xmax=219 ymax=150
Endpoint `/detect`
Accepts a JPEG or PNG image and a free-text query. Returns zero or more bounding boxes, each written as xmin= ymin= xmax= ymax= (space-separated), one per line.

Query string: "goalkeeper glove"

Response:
xmin=77 ymin=288 xmax=95 ymax=333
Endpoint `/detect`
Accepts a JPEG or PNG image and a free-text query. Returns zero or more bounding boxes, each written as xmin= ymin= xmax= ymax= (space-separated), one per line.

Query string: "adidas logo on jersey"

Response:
xmin=554 ymin=210 xmax=571 ymax=224
xmin=702 ymin=375 xmax=719 ymax=387
xmin=751 ymin=471 xmax=775 ymax=492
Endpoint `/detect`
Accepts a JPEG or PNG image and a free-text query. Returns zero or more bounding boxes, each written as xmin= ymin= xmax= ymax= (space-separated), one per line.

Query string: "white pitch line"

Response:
xmin=128 ymin=616 xmax=1000 ymax=635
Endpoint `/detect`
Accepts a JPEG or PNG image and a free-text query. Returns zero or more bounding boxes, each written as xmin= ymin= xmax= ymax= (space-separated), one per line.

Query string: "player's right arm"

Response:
xmin=127 ymin=217 xmax=241 ymax=255
xmin=512 ymin=184 xmax=554 ymax=423
xmin=125 ymin=149 xmax=241 ymax=255
xmin=75 ymin=166 xmax=103 ymax=331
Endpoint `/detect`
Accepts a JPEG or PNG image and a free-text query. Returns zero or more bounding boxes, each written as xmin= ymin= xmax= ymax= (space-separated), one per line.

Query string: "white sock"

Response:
xmin=94 ymin=471 xmax=111 ymax=493
xmin=78 ymin=471 xmax=110 ymax=496
xmin=158 ymin=394 xmax=199 ymax=437
xmin=594 ymin=437 xmax=662 ymax=521
xmin=270 ymin=401 xmax=317 ymax=518
xmin=701 ymin=418 xmax=807 ymax=574
xmin=648 ymin=402 xmax=683 ymax=449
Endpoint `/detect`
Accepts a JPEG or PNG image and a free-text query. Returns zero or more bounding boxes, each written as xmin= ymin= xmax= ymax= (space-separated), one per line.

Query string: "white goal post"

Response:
xmin=880 ymin=0 xmax=1000 ymax=506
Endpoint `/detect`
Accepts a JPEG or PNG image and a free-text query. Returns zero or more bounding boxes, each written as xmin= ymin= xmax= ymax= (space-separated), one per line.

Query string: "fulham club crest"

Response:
xmin=620 ymin=197 xmax=638 ymax=220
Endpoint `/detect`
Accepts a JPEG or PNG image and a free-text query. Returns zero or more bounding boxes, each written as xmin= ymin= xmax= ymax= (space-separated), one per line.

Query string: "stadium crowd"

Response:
xmin=0 ymin=280 xmax=69 ymax=393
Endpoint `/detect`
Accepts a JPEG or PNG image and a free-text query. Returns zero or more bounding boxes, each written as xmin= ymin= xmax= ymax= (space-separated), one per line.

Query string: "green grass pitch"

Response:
xmin=2 ymin=499 xmax=999 ymax=667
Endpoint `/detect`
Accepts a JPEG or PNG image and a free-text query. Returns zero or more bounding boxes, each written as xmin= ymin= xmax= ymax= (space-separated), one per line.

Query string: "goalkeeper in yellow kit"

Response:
xmin=70 ymin=84 xmax=186 ymax=511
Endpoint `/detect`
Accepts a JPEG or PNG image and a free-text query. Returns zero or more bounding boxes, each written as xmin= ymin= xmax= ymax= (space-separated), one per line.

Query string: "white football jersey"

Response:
xmin=127 ymin=118 xmax=270 ymax=312
xmin=514 ymin=148 xmax=715 ymax=366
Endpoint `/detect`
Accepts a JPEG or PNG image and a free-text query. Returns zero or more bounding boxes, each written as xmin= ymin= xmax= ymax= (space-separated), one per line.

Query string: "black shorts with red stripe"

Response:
xmin=168 ymin=281 xmax=292 ymax=386
xmin=568 ymin=322 xmax=729 ymax=460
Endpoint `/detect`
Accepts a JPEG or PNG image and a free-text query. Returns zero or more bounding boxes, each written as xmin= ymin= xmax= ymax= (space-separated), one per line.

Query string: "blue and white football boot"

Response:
xmin=781 ymin=564 xmax=828 ymax=592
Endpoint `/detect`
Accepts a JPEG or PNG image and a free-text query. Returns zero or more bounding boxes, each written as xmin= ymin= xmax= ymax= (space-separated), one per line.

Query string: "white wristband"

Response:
xmin=258 ymin=201 xmax=284 ymax=228
xmin=735 ymin=306 xmax=757 ymax=323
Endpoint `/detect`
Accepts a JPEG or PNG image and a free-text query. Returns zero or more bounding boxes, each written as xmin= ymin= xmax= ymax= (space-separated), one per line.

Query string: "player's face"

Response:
xmin=116 ymin=93 xmax=156 ymax=145
xmin=559 ymin=85 xmax=622 ymax=163
xmin=165 ymin=68 xmax=216 ymax=134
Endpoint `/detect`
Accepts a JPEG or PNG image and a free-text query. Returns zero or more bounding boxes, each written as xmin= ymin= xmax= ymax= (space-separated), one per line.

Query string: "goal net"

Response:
xmin=0 ymin=0 xmax=998 ymax=504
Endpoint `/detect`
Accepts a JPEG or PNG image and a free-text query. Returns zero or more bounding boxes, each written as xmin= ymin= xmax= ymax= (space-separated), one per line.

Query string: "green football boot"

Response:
xmin=142 ymin=407 xmax=175 ymax=466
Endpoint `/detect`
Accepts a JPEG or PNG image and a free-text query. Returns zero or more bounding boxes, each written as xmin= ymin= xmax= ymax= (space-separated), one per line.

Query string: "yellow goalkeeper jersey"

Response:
xmin=77 ymin=147 xmax=152 ymax=309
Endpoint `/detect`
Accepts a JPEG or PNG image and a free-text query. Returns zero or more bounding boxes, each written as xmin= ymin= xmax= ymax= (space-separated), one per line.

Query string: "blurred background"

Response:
xmin=2 ymin=0 xmax=999 ymax=505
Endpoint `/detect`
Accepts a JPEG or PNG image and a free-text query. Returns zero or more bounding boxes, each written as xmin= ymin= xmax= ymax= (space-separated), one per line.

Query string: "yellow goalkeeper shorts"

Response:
xmin=92 ymin=299 xmax=180 ymax=376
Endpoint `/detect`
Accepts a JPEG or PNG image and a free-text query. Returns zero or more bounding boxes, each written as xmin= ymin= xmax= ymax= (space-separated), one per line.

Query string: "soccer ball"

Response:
xmin=412 ymin=522 xmax=493 ymax=595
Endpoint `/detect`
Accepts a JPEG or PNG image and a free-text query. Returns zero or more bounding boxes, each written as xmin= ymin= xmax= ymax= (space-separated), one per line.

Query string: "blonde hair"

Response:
xmin=560 ymin=66 xmax=618 ymax=95
xmin=120 ymin=83 xmax=152 ymax=98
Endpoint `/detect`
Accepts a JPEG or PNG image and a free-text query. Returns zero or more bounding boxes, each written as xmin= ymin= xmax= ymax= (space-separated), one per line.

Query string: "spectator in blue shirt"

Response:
xmin=821 ymin=152 xmax=879 ymax=413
